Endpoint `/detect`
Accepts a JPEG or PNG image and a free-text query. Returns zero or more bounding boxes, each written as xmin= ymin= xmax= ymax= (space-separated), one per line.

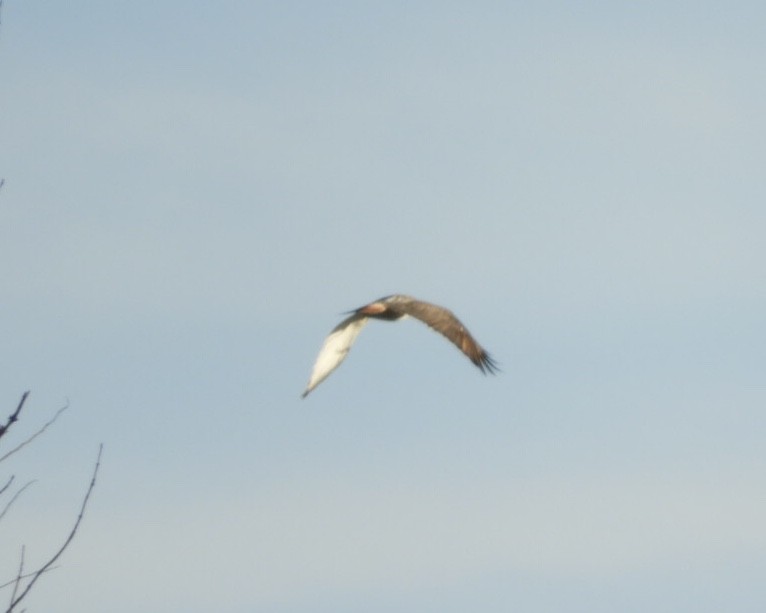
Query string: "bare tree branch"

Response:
xmin=0 ymin=476 xmax=14 ymax=497
xmin=6 ymin=444 xmax=103 ymax=613
xmin=0 ymin=403 xmax=68 ymax=464
xmin=0 ymin=567 xmax=58 ymax=592
xmin=0 ymin=480 xmax=35 ymax=523
xmin=0 ymin=393 xmax=30 ymax=441
xmin=8 ymin=547 xmax=23 ymax=612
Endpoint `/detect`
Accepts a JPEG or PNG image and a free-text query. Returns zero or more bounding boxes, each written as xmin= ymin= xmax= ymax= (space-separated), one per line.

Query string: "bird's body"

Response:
xmin=302 ymin=294 xmax=498 ymax=397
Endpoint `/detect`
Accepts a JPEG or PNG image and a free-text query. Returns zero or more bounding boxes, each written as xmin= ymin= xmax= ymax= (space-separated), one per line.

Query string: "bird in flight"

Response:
xmin=302 ymin=294 xmax=498 ymax=397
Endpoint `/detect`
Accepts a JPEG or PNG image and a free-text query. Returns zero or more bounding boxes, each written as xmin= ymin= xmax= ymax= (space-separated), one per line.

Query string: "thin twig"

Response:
xmin=0 ymin=393 xmax=30 ymax=441
xmin=0 ymin=403 xmax=68 ymax=464
xmin=8 ymin=547 xmax=23 ymax=611
xmin=0 ymin=476 xmax=14 ymax=497
xmin=6 ymin=444 xmax=103 ymax=613
xmin=0 ymin=567 xmax=58 ymax=591
xmin=0 ymin=481 xmax=35 ymax=523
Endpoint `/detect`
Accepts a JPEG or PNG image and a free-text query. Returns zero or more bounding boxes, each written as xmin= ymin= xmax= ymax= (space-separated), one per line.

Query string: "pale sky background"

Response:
xmin=1 ymin=2 xmax=765 ymax=611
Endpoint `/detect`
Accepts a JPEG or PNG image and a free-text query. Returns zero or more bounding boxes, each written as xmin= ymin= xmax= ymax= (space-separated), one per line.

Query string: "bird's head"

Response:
xmin=356 ymin=301 xmax=388 ymax=315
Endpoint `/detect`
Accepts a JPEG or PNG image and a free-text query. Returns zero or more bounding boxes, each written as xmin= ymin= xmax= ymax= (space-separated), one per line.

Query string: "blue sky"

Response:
xmin=1 ymin=2 xmax=765 ymax=611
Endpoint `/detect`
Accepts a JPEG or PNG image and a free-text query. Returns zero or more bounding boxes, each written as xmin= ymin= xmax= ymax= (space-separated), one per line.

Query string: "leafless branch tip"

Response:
xmin=0 ymin=399 xmax=69 ymax=464
xmin=5 ymin=444 xmax=103 ymax=613
xmin=0 ymin=393 xmax=30 ymax=441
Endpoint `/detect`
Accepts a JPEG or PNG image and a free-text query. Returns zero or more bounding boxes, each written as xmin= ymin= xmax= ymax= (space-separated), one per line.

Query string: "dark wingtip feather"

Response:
xmin=477 ymin=351 xmax=500 ymax=375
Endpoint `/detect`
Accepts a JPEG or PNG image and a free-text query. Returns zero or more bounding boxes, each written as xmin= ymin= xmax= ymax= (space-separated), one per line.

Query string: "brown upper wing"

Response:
xmin=392 ymin=298 xmax=498 ymax=374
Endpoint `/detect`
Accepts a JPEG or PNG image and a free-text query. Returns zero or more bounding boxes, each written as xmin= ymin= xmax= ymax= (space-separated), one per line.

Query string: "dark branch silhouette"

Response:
xmin=8 ymin=547 xmax=24 ymax=612
xmin=5 ymin=444 xmax=103 ymax=613
xmin=0 ymin=402 xmax=68 ymax=464
xmin=0 ymin=392 xmax=29 ymax=441
xmin=0 ymin=476 xmax=13 ymax=497
xmin=1 ymin=394 xmax=103 ymax=612
xmin=0 ymin=480 xmax=35 ymax=523
xmin=0 ymin=566 xmax=58 ymax=591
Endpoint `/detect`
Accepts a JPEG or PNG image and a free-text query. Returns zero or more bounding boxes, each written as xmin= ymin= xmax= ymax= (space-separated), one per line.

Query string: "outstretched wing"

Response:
xmin=302 ymin=314 xmax=369 ymax=397
xmin=394 ymin=298 xmax=499 ymax=374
